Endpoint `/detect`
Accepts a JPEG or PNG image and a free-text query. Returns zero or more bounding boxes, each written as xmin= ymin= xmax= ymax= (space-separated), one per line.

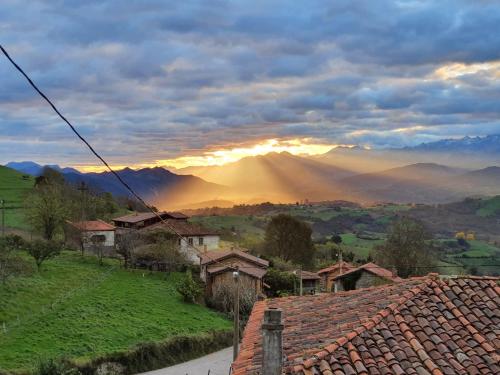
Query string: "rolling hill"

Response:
xmin=177 ymin=151 xmax=356 ymax=202
xmin=62 ymin=167 xmax=230 ymax=210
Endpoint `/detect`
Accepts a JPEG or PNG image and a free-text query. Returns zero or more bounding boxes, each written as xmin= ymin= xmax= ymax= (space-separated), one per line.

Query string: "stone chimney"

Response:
xmin=262 ymin=308 xmax=284 ymax=375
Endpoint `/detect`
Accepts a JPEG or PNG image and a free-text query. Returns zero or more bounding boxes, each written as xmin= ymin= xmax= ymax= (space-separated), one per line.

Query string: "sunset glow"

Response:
xmin=75 ymin=138 xmax=348 ymax=172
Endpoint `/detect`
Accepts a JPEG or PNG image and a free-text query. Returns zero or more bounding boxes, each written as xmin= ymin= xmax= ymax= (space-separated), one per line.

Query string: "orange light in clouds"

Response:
xmin=76 ymin=138 xmax=351 ymax=172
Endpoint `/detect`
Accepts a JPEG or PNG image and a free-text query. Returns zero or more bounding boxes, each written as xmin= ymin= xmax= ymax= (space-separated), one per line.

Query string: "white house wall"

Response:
xmin=180 ymin=235 xmax=220 ymax=264
xmin=82 ymin=230 xmax=115 ymax=247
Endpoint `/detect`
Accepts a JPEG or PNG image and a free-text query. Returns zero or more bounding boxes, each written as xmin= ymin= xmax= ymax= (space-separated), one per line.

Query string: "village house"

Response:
xmin=65 ymin=220 xmax=116 ymax=252
xmin=144 ymin=220 xmax=220 ymax=263
xmin=332 ymin=262 xmax=402 ymax=292
xmin=293 ymin=270 xmax=320 ymax=295
xmin=200 ymin=249 xmax=269 ymax=298
xmin=317 ymin=261 xmax=356 ymax=291
xmin=112 ymin=211 xmax=188 ymax=230
xmin=232 ymin=274 xmax=500 ymax=375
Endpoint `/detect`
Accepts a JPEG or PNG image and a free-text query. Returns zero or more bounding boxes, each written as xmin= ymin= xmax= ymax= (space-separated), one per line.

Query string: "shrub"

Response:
xmin=27 ymin=240 xmax=63 ymax=270
xmin=34 ymin=358 xmax=81 ymax=375
xmin=77 ymin=330 xmax=232 ymax=375
xmin=176 ymin=271 xmax=202 ymax=303
xmin=263 ymin=268 xmax=298 ymax=297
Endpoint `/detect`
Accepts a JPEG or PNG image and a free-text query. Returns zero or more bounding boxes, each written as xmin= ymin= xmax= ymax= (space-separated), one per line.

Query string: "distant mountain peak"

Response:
xmin=401 ymin=134 xmax=500 ymax=154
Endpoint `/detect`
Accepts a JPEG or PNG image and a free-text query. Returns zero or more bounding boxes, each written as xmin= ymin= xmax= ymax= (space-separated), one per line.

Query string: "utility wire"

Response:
xmin=0 ymin=44 xmax=232 ymax=268
xmin=2 ymin=44 xmax=499 ymax=275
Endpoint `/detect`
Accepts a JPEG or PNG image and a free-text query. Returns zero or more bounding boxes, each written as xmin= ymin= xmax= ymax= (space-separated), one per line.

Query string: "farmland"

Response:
xmin=189 ymin=200 xmax=500 ymax=276
xmin=0 ymin=252 xmax=231 ymax=372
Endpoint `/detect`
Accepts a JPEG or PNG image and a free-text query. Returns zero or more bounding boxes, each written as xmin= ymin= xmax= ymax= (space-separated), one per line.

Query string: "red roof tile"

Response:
xmin=67 ymin=220 xmax=115 ymax=231
xmin=144 ymin=219 xmax=219 ymax=236
xmin=200 ymin=249 xmax=269 ymax=268
xmin=317 ymin=261 xmax=356 ymax=275
xmin=332 ymin=262 xmax=403 ymax=282
xmin=208 ymin=265 xmax=267 ymax=279
xmin=232 ymin=275 xmax=500 ymax=375
xmin=112 ymin=211 xmax=188 ymax=223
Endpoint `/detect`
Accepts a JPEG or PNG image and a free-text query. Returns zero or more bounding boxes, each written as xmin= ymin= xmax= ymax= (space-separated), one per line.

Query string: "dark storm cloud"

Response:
xmin=1 ymin=0 xmax=500 ymax=166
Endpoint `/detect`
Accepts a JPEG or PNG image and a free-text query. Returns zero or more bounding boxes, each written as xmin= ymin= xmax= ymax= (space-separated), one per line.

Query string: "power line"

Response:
xmin=2 ymin=44 xmax=499 ymax=276
xmin=0 ymin=44 xmax=231 ymax=269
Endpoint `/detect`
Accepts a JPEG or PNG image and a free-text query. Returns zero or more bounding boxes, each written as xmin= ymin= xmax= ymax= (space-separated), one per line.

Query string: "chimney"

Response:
xmin=262 ymin=308 xmax=284 ymax=375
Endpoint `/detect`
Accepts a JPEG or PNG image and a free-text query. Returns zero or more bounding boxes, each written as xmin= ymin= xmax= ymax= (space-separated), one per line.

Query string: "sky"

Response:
xmin=1 ymin=0 xmax=500 ymax=171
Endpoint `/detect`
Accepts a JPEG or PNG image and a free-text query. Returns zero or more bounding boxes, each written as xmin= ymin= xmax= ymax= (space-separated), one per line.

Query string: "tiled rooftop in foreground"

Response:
xmin=233 ymin=274 xmax=500 ymax=375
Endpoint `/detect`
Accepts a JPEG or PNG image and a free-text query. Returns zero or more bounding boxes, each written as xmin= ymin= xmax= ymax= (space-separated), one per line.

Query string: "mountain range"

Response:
xmin=5 ymin=135 xmax=500 ymax=208
xmin=317 ymin=134 xmax=500 ymax=172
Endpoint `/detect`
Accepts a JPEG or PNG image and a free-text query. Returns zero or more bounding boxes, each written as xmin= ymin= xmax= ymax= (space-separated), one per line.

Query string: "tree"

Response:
xmin=263 ymin=214 xmax=314 ymax=267
xmin=176 ymin=270 xmax=202 ymax=303
xmin=27 ymin=240 xmax=62 ymax=270
xmin=132 ymin=229 xmax=189 ymax=272
xmin=115 ymin=231 xmax=140 ymax=268
xmin=0 ymin=236 xmax=29 ymax=285
xmin=90 ymin=235 xmax=106 ymax=265
xmin=373 ymin=217 xmax=435 ymax=278
xmin=263 ymin=268 xmax=298 ymax=297
xmin=26 ymin=183 xmax=68 ymax=240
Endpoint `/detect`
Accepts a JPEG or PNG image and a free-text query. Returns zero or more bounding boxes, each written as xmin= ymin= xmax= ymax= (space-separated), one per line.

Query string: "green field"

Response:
xmin=0 ymin=252 xmax=230 ymax=372
xmin=190 ymin=215 xmax=266 ymax=244
xmin=476 ymin=196 xmax=500 ymax=217
xmin=0 ymin=166 xmax=34 ymax=230
xmin=340 ymin=233 xmax=385 ymax=259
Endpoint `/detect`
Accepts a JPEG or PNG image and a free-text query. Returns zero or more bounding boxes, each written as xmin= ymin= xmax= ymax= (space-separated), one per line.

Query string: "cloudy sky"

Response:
xmin=1 ymin=0 xmax=500 ymax=170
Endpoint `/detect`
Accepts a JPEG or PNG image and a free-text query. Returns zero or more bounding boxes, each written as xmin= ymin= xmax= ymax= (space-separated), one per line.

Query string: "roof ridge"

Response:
xmin=291 ymin=277 xmax=432 ymax=373
xmin=441 ymin=275 xmax=500 ymax=281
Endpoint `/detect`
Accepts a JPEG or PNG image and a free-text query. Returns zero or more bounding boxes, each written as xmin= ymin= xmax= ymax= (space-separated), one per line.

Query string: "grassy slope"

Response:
xmin=340 ymin=233 xmax=385 ymax=259
xmin=0 ymin=166 xmax=34 ymax=230
xmin=0 ymin=252 xmax=230 ymax=371
xmin=476 ymin=195 xmax=500 ymax=217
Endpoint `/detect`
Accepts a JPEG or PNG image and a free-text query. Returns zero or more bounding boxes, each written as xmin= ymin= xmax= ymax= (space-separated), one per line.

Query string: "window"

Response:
xmin=188 ymin=237 xmax=194 ymax=246
xmin=90 ymin=234 xmax=106 ymax=244
xmin=198 ymin=237 xmax=204 ymax=246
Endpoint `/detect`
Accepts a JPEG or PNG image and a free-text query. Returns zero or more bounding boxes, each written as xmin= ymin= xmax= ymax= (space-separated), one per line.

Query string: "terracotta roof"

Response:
xmin=232 ymin=275 xmax=500 ymax=375
xmin=67 ymin=220 xmax=115 ymax=231
xmin=144 ymin=219 xmax=219 ymax=236
xmin=200 ymin=249 xmax=269 ymax=268
xmin=317 ymin=261 xmax=356 ymax=275
xmin=167 ymin=211 xmax=189 ymax=219
xmin=208 ymin=265 xmax=267 ymax=279
xmin=112 ymin=211 xmax=187 ymax=223
xmin=332 ymin=262 xmax=404 ymax=282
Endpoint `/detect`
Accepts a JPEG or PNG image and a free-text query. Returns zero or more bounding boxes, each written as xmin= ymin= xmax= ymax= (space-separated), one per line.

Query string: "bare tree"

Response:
xmin=90 ymin=235 xmax=106 ymax=265
xmin=115 ymin=231 xmax=140 ymax=268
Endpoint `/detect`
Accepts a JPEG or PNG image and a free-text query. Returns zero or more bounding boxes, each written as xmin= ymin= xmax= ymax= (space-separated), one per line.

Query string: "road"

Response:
xmin=138 ymin=347 xmax=233 ymax=375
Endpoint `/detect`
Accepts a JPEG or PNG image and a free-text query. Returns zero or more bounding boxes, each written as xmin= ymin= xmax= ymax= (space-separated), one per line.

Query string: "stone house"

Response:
xmin=200 ymin=249 xmax=269 ymax=298
xmin=144 ymin=220 xmax=220 ymax=264
xmin=331 ymin=262 xmax=402 ymax=292
xmin=317 ymin=261 xmax=355 ymax=291
xmin=293 ymin=270 xmax=320 ymax=294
